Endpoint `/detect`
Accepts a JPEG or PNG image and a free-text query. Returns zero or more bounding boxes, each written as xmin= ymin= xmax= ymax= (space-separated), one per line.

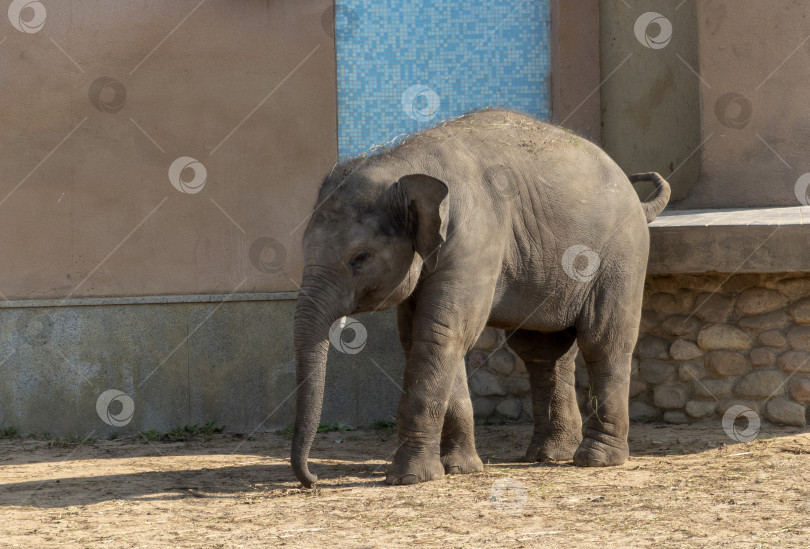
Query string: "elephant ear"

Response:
xmin=389 ymin=174 xmax=450 ymax=272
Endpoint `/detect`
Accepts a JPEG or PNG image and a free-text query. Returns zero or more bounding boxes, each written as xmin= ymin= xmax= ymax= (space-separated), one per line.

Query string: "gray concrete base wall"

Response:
xmin=11 ymin=273 xmax=809 ymax=437
xmin=0 ymin=297 xmax=405 ymax=438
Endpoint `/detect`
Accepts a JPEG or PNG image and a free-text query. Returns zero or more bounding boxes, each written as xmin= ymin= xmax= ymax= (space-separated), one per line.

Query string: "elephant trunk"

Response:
xmin=291 ymin=269 xmax=347 ymax=487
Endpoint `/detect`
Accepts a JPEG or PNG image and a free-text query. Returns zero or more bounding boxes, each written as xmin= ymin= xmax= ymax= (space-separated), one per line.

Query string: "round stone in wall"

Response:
xmin=765 ymin=397 xmax=806 ymax=427
xmin=488 ymin=349 xmax=516 ymax=376
xmin=788 ymin=297 xmax=810 ymax=324
xmin=638 ymin=335 xmax=670 ymax=359
xmin=496 ymin=398 xmax=523 ymax=420
xmin=670 ymin=339 xmax=702 ymax=361
xmin=672 ymin=289 xmax=697 ymax=314
xmin=734 ymin=369 xmax=786 ymax=399
xmin=758 ymin=330 xmax=787 ymax=349
xmin=738 ymin=310 xmax=790 ymax=331
xmin=692 ymin=293 xmax=734 ymax=323
xmin=640 ymin=359 xmax=676 ymax=384
xmin=469 ymin=370 xmax=507 ymax=397
xmin=653 ymin=383 xmax=689 ymax=409
xmin=788 ymin=376 xmax=810 ymax=403
xmin=650 ymin=293 xmax=679 ymax=316
xmin=685 ymin=399 xmax=717 ymax=418
xmin=778 ymin=350 xmax=810 ymax=373
xmin=678 ymin=362 xmax=704 ymax=383
xmin=736 ymin=288 xmax=789 ymax=316
xmin=749 ymin=347 xmax=776 ymax=367
xmin=706 ymin=350 xmax=749 ymax=377
xmin=698 ymin=324 xmax=753 ymax=351
xmin=787 ymin=325 xmax=810 ymax=351
xmin=774 ymin=278 xmax=810 ymax=301
xmin=661 ymin=315 xmax=703 ymax=337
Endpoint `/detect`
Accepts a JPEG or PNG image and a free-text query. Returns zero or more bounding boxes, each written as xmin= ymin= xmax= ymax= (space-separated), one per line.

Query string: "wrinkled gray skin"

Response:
xmin=292 ymin=110 xmax=670 ymax=487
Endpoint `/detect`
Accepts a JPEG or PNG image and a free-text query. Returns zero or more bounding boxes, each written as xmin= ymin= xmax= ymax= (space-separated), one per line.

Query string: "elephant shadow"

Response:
xmin=3 ymin=422 xmax=801 ymax=509
xmin=0 ymin=461 xmax=393 ymax=509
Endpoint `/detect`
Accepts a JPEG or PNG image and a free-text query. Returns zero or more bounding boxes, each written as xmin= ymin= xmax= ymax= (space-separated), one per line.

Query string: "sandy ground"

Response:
xmin=1 ymin=423 xmax=810 ymax=548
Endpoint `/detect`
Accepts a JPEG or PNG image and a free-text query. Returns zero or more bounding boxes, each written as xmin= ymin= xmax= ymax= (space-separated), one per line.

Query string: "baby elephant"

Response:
xmin=292 ymin=109 xmax=670 ymax=486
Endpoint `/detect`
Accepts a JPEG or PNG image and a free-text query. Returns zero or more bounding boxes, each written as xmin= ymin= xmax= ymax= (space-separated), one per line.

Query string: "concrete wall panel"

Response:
xmin=0 ymin=1 xmax=337 ymax=299
xmin=599 ymin=0 xmax=701 ymax=203
xmin=684 ymin=0 xmax=810 ymax=207
xmin=0 ymin=299 xmax=405 ymax=437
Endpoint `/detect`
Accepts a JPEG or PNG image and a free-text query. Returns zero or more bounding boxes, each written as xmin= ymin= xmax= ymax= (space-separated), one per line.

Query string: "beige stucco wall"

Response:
xmin=599 ymin=0 xmax=701 ymax=203
xmin=1 ymin=0 xmax=336 ymax=299
xmin=551 ymin=0 xmax=601 ymax=143
xmin=681 ymin=0 xmax=810 ymax=208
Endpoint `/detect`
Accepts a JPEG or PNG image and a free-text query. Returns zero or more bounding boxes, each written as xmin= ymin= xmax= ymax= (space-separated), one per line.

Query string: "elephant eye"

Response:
xmin=350 ymin=251 xmax=371 ymax=268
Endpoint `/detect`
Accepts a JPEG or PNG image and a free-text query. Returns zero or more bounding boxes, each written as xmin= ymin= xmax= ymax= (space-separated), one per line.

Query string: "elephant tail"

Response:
xmin=630 ymin=172 xmax=671 ymax=223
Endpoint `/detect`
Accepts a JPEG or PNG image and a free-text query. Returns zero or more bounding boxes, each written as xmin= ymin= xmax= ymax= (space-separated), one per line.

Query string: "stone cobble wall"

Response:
xmin=466 ymin=273 xmax=810 ymax=427
xmin=466 ymin=329 xmax=532 ymax=422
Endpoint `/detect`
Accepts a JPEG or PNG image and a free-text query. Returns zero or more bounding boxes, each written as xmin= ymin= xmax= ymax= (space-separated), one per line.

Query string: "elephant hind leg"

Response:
xmin=440 ymin=360 xmax=484 ymax=475
xmin=572 ymin=283 xmax=642 ymax=467
xmin=508 ymin=327 xmax=582 ymax=462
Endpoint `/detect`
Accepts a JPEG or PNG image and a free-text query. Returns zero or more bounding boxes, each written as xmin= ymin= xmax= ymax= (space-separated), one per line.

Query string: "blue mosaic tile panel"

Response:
xmin=335 ymin=0 xmax=551 ymax=159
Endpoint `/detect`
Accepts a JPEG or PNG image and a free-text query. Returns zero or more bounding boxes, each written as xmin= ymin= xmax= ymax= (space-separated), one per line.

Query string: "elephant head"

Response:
xmin=291 ymin=167 xmax=449 ymax=486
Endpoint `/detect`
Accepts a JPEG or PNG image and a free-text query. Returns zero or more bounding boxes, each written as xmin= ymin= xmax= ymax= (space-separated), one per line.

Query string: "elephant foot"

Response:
xmin=572 ymin=434 xmax=629 ymax=467
xmin=525 ymin=433 xmax=581 ymax=462
xmin=440 ymin=449 xmax=484 ymax=475
xmin=385 ymin=450 xmax=445 ymax=485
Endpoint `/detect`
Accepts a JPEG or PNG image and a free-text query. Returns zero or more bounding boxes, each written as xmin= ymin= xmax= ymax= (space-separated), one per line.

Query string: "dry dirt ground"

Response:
xmin=2 ymin=423 xmax=810 ymax=548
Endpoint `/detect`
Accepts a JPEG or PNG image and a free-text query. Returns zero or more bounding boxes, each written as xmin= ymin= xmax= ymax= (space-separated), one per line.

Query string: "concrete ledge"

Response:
xmin=0 ymin=292 xmax=299 ymax=309
xmin=649 ymin=206 xmax=810 ymax=274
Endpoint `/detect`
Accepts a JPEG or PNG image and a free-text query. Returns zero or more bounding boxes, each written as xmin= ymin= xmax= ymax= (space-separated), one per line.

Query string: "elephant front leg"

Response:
xmin=440 ymin=360 xmax=484 ymax=475
xmin=386 ymin=341 xmax=462 ymax=485
xmin=396 ymin=299 xmax=482 ymax=478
